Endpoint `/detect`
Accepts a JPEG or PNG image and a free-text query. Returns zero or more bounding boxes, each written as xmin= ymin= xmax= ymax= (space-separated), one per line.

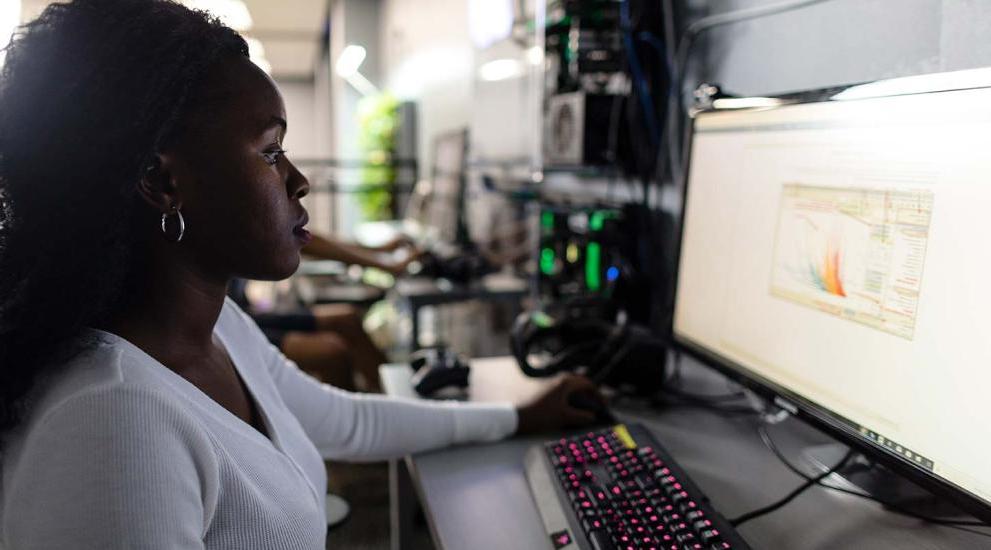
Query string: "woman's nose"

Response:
xmin=287 ymin=161 xmax=309 ymax=199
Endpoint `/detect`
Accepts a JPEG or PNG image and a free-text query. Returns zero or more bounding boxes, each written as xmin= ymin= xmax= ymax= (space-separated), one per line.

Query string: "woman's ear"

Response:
xmin=137 ymin=153 xmax=181 ymax=211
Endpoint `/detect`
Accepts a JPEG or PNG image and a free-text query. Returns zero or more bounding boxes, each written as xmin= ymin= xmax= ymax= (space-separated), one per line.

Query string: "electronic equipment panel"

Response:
xmin=673 ymin=72 xmax=991 ymax=519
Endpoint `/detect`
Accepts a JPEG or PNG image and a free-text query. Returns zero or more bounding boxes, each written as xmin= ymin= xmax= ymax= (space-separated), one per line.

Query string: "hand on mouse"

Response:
xmin=515 ymin=374 xmax=608 ymax=435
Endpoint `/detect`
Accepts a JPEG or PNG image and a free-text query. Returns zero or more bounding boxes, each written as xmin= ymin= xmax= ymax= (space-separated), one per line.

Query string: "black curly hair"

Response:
xmin=0 ymin=0 xmax=249 ymax=440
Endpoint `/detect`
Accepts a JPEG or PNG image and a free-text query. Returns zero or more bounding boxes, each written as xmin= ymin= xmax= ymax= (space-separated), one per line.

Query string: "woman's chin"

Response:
xmin=247 ymin=252 xmax=301 ymax=282
xmin=275 ymin=253 xmax=302 ymax=280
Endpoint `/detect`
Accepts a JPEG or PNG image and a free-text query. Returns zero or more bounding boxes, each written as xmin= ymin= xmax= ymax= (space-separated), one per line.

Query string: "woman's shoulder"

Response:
xmin=28 ymin=330 xmax=173 ymax=411
xmin=4 ymin=339 xmax=217 ymax=479
xmin=1 ymin=350 xmax=221 ymax=546
xmin=27 ymin=379 xmax=205 ymax=443
xmin=13 ymin=333 xmax=208 ymax=448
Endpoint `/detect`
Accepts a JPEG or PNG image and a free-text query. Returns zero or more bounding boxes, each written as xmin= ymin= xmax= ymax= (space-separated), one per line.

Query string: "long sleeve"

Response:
xmin=265 ymin=344 xmax=518 ymax=461
xmin=220 ymin=297 xmax=518 ymax=462
xmin=2 ymin=385 xmax=218 ymax=550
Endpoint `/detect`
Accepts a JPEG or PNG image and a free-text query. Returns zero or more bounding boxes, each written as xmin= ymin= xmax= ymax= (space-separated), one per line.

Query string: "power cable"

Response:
xmin=621 ymin=0 xmax=661 ymax=146
xmin=729 ymin=448 xmax=855 ymax=527
xmin=757 ymin=422 xmax=991 ymax=535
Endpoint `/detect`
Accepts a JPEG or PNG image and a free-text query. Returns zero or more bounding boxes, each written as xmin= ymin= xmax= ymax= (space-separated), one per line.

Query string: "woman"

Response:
xmin=0 ymin=1 xmax=601 ymax=548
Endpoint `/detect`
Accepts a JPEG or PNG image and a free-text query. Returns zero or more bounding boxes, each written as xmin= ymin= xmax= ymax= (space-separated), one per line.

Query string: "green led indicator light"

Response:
xmin=532 ymin=311 xmax=554 ymax=328
xmin=540 ymin=247 xmax=556 ymax=275
xmin=590 ymin=212 xmax=605 ymax=231
xmin=586 ymin=242 xmax=601 ymax=291
xmin=541 ymin=211 xmax=555 ymax=229
xmin=541 ymin=211 xmax=555 ymax=236
xmin=589 ymin=210 xmax=617 ymax=232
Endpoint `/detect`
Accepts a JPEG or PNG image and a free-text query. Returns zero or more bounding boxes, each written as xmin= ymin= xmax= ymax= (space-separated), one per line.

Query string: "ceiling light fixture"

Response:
xmin=336 ymin=44 xmax=378 ymax=96
xmin=468 ymin=0 xmax=513 ymax=49
xmin=335 ymin=45 xmax=367 ymax=78
xmin=478 ymin=58 xmax=523 ymax=82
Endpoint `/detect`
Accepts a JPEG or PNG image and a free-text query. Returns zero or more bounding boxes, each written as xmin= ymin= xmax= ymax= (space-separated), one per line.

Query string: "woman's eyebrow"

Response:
xmin=262 ymin=115 xmax=287 ymax=137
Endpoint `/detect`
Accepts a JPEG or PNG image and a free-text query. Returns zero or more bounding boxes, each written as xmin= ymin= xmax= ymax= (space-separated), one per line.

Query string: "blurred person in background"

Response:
xmin=230 ymin=233 xmax=419 ymax=392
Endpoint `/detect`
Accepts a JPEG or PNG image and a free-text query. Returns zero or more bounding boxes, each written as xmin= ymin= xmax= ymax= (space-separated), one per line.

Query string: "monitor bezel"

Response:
xmin=670 ymin=71 xmax=991 ymax=524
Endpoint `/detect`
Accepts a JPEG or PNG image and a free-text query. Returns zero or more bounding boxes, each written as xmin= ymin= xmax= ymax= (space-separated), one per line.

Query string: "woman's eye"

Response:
xmin=263 ymin=148 xmax=287 ymax=166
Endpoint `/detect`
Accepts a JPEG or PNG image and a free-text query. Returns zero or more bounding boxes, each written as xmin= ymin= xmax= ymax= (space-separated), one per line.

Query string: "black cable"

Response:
xmin=590 ymin=340 xmax=634 ymax=385
xmin=729 ymin=448 xmax=855 ymax=527
xmin=656 ymin=0 xmax=679 ymax=190
xmin=757 ymin=423 xmax=991 ymax=533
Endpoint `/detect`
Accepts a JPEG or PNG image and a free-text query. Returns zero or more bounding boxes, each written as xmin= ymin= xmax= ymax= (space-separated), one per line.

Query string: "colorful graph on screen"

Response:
xmin=810 ymin=245 xmax=847 ymax=297
xmin=770 ymin=184 xmax=933 ymax=339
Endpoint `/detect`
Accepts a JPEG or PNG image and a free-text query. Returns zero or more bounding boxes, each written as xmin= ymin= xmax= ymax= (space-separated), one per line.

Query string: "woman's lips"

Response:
xmin=293 ymin=226 xmax=312 ymax=245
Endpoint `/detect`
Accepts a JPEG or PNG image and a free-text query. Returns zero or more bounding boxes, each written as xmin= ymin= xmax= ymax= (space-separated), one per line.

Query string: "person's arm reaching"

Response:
xmin=228 ymin=300 xmax=601 ymax=461
xmin=266 ymin=350 xmax=602 ymax=461
xmin=263 ymin=342 xmax=518 ymax=461
xmin=366 ymin=234 xmax=416 ymax=253
xmin=300 ymin=233 xmax=417 ymax=276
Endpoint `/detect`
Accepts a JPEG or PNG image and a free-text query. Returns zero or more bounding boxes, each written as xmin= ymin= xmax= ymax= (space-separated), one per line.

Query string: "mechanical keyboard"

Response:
xmin=524 ymin=423 xmax=751 ymax=550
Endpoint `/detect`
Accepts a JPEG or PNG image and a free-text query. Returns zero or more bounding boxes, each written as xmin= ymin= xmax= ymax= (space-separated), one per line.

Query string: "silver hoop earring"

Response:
xmin=160 ymin=206 xmax=185 ymax=242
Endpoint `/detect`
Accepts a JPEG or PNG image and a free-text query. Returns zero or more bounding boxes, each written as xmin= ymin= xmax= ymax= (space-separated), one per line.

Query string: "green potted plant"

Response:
xmin=356 ymin=93 xmax=400 ymax=221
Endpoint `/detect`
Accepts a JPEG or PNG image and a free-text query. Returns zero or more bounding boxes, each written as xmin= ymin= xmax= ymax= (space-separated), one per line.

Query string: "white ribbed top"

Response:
xmin=0 ymin=298 xmax=517 ymax=549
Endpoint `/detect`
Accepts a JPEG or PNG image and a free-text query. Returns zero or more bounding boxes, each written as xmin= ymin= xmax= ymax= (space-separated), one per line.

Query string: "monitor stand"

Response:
xmin=802 ymin=443 xmax=969 ymax=519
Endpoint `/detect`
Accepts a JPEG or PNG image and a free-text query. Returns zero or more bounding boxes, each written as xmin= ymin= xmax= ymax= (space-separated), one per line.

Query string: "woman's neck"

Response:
xmin=104 ymin=246 xmax=229 ymax=367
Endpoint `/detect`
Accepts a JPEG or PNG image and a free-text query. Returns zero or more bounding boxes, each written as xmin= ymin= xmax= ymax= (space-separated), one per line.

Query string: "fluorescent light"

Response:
xmin=183 ymin=0 xmax=253 ymax=32
xmin=345 ymin=72 xmax=379 ymax=97
xmin=712 ymin=97 xmax=785 ymax=109
xmin=468 ymin=0 xmax=513 ymax=49
xmin=832 ymin=68 xmax=991 ymax=101
xmin=478 ymin=58 xmax=523 ymax=82
xmin=336 ymin=45 xmax=367 ymax=78
xmin=385 ymin=47 xmax=472 ymax=98
xmin=336 ymin=44 xmax=377 ymax=96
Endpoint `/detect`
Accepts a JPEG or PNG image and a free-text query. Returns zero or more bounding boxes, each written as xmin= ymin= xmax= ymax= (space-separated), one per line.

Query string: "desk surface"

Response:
xmin=380 ymin=357 xmax=989 ymax=550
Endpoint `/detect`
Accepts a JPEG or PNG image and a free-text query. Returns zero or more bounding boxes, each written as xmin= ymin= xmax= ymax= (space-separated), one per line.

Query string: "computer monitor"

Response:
xmin=422 ymin=128 xmax=469 ymax=245
xmin=673 ymin=70 xmax=991 ymax=521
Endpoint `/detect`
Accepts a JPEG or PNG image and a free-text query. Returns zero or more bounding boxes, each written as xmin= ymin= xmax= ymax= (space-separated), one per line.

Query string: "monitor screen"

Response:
xmin=422 ymin=129 xmax=467 ymax=244
xmin=673 ymin=81 xmax=991 ymax=513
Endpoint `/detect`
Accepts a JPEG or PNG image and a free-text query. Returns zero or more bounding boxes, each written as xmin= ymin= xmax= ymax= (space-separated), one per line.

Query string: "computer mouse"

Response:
xmin=409 ymin=346 xmax=460 ymax=372
xmin=409 ymin=347 xmax=438 ymax=372
xmin=567 ymin=392 xmax=616 ymax=425
xmin=411 ymin=348 xmax=470 ymax=397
